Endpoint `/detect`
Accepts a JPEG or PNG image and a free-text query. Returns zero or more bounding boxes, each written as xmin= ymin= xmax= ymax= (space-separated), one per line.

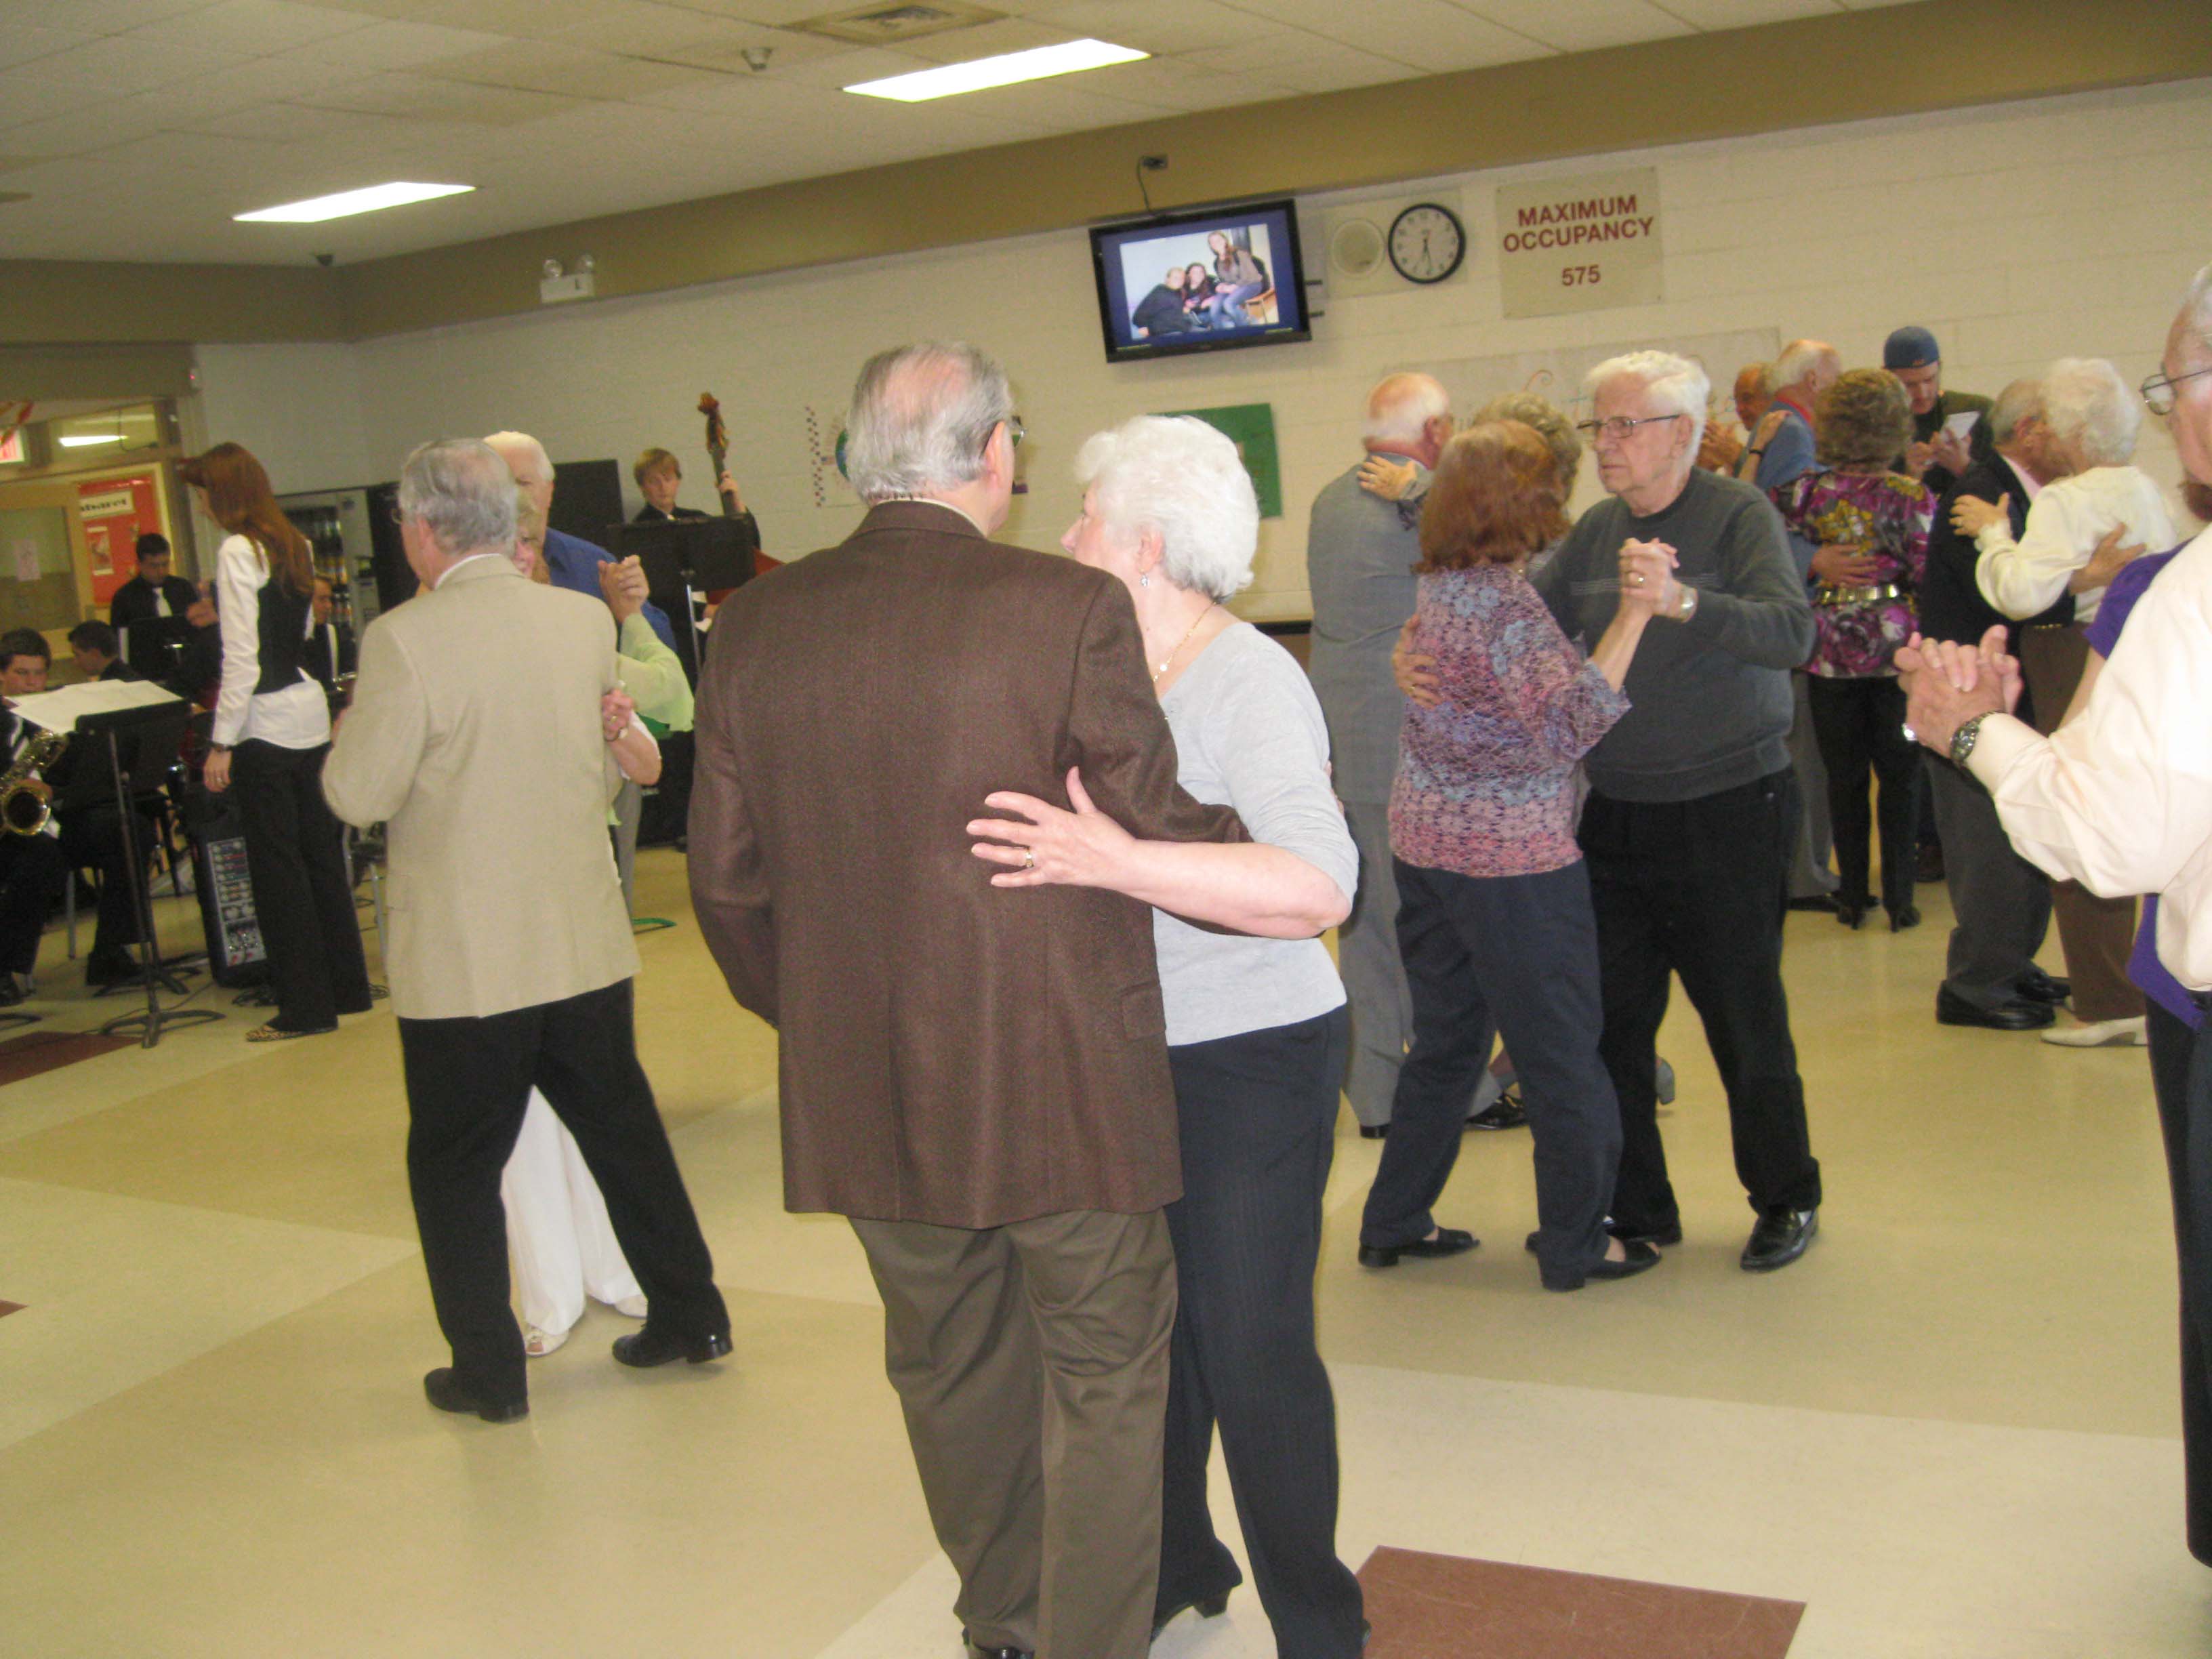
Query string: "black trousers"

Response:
xmin=58 ymin=803 xmax=154 ymax=965
xmin=1361 ymin=859 xmax=1622 ymax=1288
xmin=232 ymin=740 xmax=371 ymax=1031
xmin=396 ymin=978 xmax=727 ymax=1407
xmin=1160 ymin=1008 xmax=1364 ymax=1659
xmin=0 ymin=832 xmax=67 ymax=976
xmin=2145 ymin=1003 xmax=2212 ymax=1565
xmin=1924 ymin=753 xmax=2053 ymax=1012
xmin=1805 ymin=674 xmax=1922 ymax=915
xmin=1580 ymin=771 xmax=1823 ymax=1235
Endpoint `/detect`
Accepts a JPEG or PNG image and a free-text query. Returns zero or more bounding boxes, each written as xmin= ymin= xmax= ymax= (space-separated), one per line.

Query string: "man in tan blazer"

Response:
xmin=325 ymin=437 xmax=728 ymax=1425
xmin=689 ymin=344 xmax=1246 ymax=1659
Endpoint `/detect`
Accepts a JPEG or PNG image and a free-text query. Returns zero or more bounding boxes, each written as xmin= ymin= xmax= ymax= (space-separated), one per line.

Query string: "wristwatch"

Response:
xmin=1948 ymin=712 xmax=1991 ymax=770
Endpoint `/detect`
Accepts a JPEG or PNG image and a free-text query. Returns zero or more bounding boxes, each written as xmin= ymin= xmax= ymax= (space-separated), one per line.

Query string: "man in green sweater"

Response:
xmin=1529 ymin=350 xmax=1824 ymax=1273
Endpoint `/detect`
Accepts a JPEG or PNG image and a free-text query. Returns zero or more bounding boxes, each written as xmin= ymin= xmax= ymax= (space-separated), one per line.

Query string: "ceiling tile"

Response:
xmin=1650 ymin=0 xmax=1841 ymax=27
xmin=1462 ymin=0 xmax=1694 ymax=54
xmin=121 ymin=0 xmax=375 ymax=54
xmin=771 ymin=43 xmax=928 ymax=89
xmin=9 ymin=33 xmax=239 ymax=91
xmin=0 ymin=0 xmax=220 ymax=32
xmin=298 ymin=71 xmax=587 ymax=125
xmin=413 ymin=41 xmax=722 ymax=100
xmin=1183 ymin=33 xmax=1420 ymax=94
xmin=1024 ymin=0 xmax=1262 ymax=56
xmin=0 ymin=24 xmax=104 ymax=71
xmin=893 ymin=16 xmax=1082 ymax=65
xmin=1076 ymin=56 xmax=1296 ymax=112
xmin=286 ymin=18 xmax=510 ymax=68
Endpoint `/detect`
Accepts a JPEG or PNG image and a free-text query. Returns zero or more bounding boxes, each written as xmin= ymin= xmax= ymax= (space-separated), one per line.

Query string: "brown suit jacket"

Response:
xmin=323 ymin=556 xmax=636 ymax=1021
xmin=689 ymin=500 xmax=1246 ymax=1228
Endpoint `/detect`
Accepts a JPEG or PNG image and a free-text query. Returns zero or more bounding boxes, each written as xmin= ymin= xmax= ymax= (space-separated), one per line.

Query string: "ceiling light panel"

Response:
xmin=845 ymin=37 xmax=1147 ymax=101
xmin=234 ymin=180 xmax=474 ymax=222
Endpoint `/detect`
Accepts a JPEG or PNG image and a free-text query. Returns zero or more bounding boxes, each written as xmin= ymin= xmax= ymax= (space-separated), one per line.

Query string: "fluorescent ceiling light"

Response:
xmin=846 ymin=38 xmax=1147 ymax=103
xmin=58 ymin=433 xmax=121 ymax=447
xmin=234 ymin=182 xmax=474 ymax=224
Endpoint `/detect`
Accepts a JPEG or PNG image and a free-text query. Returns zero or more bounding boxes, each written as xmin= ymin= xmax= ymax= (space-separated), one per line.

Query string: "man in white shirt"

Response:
xmin=1898 ymin=262 xmax=2212 ymax=1566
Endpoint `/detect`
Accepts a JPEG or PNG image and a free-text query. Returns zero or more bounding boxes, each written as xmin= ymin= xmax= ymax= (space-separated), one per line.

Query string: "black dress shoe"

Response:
xmin=1740 ymin=1206 xmax=1818 ymax=1271
xmin=1606 ymin=1218 xmax=1682 ymax=1247
xmin=423 ymin=1367 xmax=528 ymax=1423
xmin=1835 ymin=899 xmax=1867 ymax=930
xmin=962 ymin=1637 xmax=1031 ymax=1659
xmin=1525 ymin=1233 xmax=1662 ymax=1290
xmin=1467 ymin=1091 xmax=1526 ymax=1130
xmin=2015 ymin=968 xmax=2072 ymax=1004
xmin=1358 ymin=1124 xmax=1389 ymax=1139
xmin=611 ymin=1327 xmax=733 ymax=1368
xmin=1888 ymin=904 xmax=1921 ymax=932
xmin=1150 ymin=1589 xmax=1232 ymax=1639
xmin=1359 ymin=1227 xmax=1478 ymax=1268
xmin=83 ymin=953 xmax=138 ymax=989
xmin=1936 ymin=986 xmax=2054 ymax=1030
xmin=1786 ymin=893 xmax=1838 ymax=913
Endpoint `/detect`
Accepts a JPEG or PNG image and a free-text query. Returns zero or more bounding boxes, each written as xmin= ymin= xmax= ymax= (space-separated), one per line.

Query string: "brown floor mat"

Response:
xmin=0 ymin=1029 xmax=136 ymax=1087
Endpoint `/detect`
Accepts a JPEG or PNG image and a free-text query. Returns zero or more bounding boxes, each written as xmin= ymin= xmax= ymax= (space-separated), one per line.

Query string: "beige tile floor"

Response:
xmin=2 ymin=852 xmax=2208 ymax=1657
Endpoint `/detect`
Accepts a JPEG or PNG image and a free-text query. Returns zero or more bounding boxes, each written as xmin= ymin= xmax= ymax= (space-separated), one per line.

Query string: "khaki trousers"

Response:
xmin=2022 ymin=626 xmax=2143 ymax=1023
xmin=852 ymin=1208 xmax=1176 ymax=1659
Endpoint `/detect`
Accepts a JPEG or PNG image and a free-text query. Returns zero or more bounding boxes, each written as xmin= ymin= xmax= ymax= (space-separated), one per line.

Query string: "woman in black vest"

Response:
xmin=182 ymin=443 xmax=373 ymax=1041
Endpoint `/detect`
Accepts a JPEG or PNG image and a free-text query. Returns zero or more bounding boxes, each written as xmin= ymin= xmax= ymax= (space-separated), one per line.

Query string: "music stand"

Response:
xmin=612 ymin=517 xmax=756 ymax=683
xmin=121 ymin=617 xmax=192 ymax=684
xmin=75 ymin=701 xmax=224 ymax=1048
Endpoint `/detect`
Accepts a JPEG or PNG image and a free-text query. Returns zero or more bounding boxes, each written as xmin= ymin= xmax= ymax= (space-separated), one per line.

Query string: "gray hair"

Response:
xmin=481 ymin=430 xmax=551 ymax=483
xmin=1363 ymin=373 xmax=1450 ymax=447
xmin=1768 ymin=340 xmax=1838 ymax=394
xmin=2183 ymin=262 xmax=2212 ymax=354
xmin=1475 ymin=391 xmax=1582 ymax=491
xmin=844 ymin=342 xmax=1012 ymax=502
xmin=1988 ymin=379 xmax=2044 ymax=446
xmin=2042 ymin=356 xmax=2139 ymax=468
xmin=1585 ymin=350 xmax=1710 ymax=449
xmin=398 ymin=438 xmax=520 ymax=556
xmin=1076 ymin=415 xmax=1258 ymax=601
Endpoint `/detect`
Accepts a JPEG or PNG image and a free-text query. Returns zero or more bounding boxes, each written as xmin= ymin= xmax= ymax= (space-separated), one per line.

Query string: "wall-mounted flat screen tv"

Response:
xmin=1088 ymin=199 xmax=1310 ymax=365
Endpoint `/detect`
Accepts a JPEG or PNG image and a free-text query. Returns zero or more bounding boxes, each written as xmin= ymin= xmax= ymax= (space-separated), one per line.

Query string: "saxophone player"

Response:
xmin=0 ymin=630 xmax=153 ymax=999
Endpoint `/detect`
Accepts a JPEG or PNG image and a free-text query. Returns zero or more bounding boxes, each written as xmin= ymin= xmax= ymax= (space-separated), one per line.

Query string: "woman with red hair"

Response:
xmin=182 ymin=442 xmax=373 ymax=1040
xmin=1357 ymin=420 xmax=1667 ymax=1290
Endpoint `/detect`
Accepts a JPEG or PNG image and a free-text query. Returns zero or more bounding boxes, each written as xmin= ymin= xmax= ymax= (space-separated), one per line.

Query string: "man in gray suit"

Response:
xmin=1306 ymin=373 xmax=1452 ymax=1136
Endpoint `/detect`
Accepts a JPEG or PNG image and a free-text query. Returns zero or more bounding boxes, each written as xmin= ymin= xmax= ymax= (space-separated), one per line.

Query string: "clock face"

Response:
xmin=1388 ymin=203 xmax=1466 ymax=285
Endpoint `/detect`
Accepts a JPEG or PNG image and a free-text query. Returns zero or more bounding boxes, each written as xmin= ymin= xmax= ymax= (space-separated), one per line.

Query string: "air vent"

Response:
xmin=791 ymin=3 xmax=1003 ymax=46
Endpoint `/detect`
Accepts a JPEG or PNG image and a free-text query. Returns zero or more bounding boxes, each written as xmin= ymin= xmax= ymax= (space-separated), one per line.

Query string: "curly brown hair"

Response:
xmin=1474 ymin=392 xmax=1582 ymax=493
xmin=1816 ymin=369 xmax=1914 ymax=470
xmin=1416 ymin=420 xmax=1570 ymax=573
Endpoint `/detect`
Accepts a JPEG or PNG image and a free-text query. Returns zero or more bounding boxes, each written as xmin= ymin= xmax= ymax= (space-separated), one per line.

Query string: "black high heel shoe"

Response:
xmin=1834 ymin=899 xmax=1866 ymax=930
xmin=1151 ymin=1589 xmax=1232 ymax=1639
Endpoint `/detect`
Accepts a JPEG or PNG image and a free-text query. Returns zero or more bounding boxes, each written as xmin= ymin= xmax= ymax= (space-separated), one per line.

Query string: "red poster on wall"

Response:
xmin=79 ymin=474 xmax=163 ymax=605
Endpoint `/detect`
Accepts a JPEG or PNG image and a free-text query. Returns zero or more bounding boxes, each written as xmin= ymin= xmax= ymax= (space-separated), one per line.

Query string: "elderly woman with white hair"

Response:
xmin=970 ymin=415 xmax=1366 ymax=1656
xmin=1952 ymin=358 xmax=2177 ymax=1046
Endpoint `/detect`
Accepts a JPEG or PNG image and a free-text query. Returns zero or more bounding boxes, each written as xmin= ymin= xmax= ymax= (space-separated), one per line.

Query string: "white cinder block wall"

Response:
xmin=192 ymin=77 xmax=2212 ymax=618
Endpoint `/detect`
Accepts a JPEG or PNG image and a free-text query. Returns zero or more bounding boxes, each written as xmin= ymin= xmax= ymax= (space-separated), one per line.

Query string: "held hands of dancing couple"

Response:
xmin=1390 ymin=537 xmax=1680 ymax=708
xmin=1895 ymin=625 xmax=2023 ymax=756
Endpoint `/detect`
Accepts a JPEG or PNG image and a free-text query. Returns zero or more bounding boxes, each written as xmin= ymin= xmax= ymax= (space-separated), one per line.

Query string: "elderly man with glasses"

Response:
xmin=1523 ymin=350 xmax=1824 ymax=1273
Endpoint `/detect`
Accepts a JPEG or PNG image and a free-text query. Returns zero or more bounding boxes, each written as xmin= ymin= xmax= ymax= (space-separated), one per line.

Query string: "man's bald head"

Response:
xmin=1769 ymin=340 xmax=1840 ymax=400
xmin=1734 ymin=363 xmax=1771 ymax=429
xmin=1363 ymin=373 xmax=1453 ymax=467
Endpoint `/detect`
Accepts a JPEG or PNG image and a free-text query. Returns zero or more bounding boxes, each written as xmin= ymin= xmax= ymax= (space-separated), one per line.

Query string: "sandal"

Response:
xmin=245 ymin=1022 xmax=337 ymax=1043
xmin=524 ymin=1324 xmax=570 ymax=1357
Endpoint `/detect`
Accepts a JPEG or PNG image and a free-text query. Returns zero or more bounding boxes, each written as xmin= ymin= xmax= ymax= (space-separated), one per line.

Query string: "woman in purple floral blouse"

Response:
xmin=1357 ymin=420 xmax=1668 ymax=1292
xmin=1774 ymin=369 xmax=1933 ymax=930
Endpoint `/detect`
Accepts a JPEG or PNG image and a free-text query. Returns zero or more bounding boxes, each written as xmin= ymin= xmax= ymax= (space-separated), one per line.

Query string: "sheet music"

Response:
xmin=8 ymin=679 xmax=182 ymax=731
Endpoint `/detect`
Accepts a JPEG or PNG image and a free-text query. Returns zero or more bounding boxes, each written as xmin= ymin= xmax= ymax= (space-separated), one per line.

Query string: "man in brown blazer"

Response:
xmin=689 ymin=344 xmax=1245 ymax=1659
xmin=325 ymin=437 xmax=729 ymax=1425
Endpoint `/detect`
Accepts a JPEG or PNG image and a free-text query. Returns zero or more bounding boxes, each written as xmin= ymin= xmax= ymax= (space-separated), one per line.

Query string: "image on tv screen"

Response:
xmin=1090 ymin=201 xmax=1308 ymax=363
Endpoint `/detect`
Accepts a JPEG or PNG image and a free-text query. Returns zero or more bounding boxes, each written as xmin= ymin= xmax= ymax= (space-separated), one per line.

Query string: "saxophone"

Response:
xmin=1 ymin=727 xmax=68 ymax=836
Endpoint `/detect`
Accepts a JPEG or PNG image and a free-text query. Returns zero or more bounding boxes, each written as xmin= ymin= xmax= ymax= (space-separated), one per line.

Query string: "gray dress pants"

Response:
xmin=1924 ymin=753 xmax=2051 ymax=1011
xmin=1337 ymin=798 xmax=1412 ymax=1128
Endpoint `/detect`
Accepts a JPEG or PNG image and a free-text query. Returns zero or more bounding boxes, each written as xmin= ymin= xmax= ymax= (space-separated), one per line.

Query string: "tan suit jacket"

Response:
xmin=323 ymin=555 xmax=637 ymax=1021
xmin=689 ymin=501 xmax=1246 ymax=1229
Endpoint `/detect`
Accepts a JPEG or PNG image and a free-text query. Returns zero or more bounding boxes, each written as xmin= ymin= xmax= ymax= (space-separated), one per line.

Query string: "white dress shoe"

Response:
xmin=523 ymin=1323 xmax=570 ymax=1357
xmin=2041 ymin=1015 xmax=2149 ymax=1048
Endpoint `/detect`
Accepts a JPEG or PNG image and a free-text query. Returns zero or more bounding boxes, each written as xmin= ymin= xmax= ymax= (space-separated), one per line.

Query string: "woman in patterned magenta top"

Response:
xmin=1357 ymin=419 xmax=1668 ymax=1292
xmin=1773 ymin=368 xmax=1933 ymax=931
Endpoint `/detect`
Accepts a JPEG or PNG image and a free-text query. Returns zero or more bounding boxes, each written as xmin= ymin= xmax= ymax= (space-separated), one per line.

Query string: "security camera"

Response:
xmin=314 ymin=251 xmax=335 ymax=267
xmin=742 ymin=46 xmax=772 ymax=72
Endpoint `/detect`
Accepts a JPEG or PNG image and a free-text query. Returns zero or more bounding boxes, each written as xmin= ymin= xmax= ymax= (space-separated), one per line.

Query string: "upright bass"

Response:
xmin=696 ymin=392 xmax=777 ymax=580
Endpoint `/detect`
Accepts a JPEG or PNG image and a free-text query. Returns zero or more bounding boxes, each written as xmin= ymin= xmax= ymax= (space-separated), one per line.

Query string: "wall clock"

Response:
xmin=1388 ymin=202 xmax=1466 ymax=285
